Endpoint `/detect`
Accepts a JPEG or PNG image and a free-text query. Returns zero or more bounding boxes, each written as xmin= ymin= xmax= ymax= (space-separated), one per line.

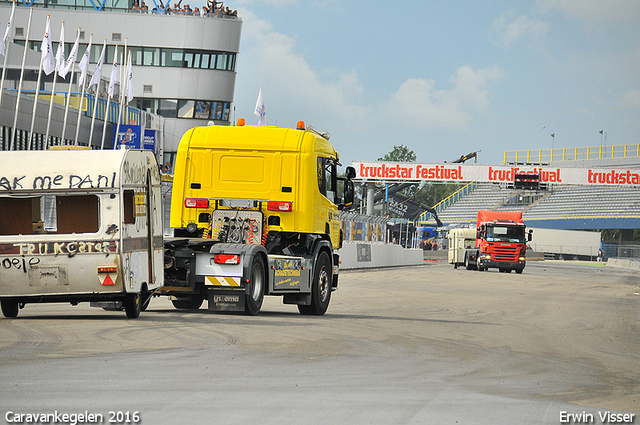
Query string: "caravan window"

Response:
xmin=0 ymin=195 xmax=99 ymax=236
xmin=123 ymin=190 xmax=135 ymax=224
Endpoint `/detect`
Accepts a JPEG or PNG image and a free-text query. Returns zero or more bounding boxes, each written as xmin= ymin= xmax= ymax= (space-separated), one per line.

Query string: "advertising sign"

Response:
xmin=114 ymin=125 xmax=141 ymax=150
xmin=352 ymin=162 xmax=640 ymax=187
xmin=144 ymin=130 xmax=156 ymax=151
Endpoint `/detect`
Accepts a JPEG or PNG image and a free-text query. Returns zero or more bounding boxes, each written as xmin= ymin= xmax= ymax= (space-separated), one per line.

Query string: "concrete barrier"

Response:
xmin=338 ymin=242 xmax=424 ymax=270
xmin=606 ymin=258 xmax=640 ymax=271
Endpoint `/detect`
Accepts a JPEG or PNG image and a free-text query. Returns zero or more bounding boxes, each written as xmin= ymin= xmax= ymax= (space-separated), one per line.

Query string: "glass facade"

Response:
xmin=27 ymin=41 xmax=237 ymax=71
xmin=137 ymin=98 xmax=231 ymax=121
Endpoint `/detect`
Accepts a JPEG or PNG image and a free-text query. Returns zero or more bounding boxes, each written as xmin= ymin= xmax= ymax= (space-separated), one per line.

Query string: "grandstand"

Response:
xmin=433 ymin=183 xmax=640 ymax=230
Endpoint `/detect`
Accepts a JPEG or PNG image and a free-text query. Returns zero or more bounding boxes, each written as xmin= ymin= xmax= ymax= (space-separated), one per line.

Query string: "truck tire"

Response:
xmin=465 ymin=254 xmax=473 ymax=270
xmin=1 ymin=300 xmax=19 ymax=318
xmin=124 ymin=292 xmax=142 ymax=318
xmin=245 ymin=255 xmax=265 ymax=316
xmin=171 ymin=295 xmax=204 ymax=310
xmin=298 ymin=251 xmax=331 ymax=316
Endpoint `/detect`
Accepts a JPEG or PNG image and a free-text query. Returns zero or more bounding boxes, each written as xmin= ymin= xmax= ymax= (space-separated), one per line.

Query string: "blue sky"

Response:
xmin=199 ymin=0 xmax=640 ymax=167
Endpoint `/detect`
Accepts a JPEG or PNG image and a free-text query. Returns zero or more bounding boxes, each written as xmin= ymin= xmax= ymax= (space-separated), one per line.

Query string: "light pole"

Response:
xmin=599 ymin=129 xmax=603 ymax=146
xmin=550 ymin=133 xmax=555 ymax=150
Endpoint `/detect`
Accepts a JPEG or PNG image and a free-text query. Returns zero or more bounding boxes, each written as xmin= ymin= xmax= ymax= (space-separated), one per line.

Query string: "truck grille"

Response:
xmin=492 ymin=246 xmax=519 ymax=262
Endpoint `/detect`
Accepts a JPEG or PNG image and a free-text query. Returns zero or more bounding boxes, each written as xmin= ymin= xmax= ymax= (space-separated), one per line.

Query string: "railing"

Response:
xmin=504 ymin=144 xmax=640 ymax=164
xmin=341 ymin=212 xmax=387 ymax=243
xmin=416 ymin=181 xmax=477 ymax=224
xmin=15 ymin=90 xmax=142 ymax=125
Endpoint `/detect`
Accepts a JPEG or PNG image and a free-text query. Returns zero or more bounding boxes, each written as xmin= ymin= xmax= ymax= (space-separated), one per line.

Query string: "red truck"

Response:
xmin=464 ymin=210 xmax=532 ymax=273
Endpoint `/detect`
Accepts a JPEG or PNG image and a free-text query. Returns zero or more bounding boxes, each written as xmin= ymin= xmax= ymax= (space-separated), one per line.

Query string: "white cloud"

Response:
xmin=237 ymin=9 xmax=504 ymax=146
xmin=379 ymin=66 xmax=505 ymax=127
xmin=537 ymin=0 xmax=640 ymax=24
xmin=491 ymin=11 xmax=548 ymax=48
xmin=237 ymin=9 xmax=369 ymax=126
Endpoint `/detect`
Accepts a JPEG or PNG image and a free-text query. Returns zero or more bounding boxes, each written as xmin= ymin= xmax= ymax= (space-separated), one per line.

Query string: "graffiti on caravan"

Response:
xmin=0 ymin=173 xmax=117 ymax=191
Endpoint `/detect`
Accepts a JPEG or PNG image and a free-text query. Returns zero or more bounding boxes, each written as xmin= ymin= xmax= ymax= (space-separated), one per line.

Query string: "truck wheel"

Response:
xmin=515 ymin=269 xmax=523 ymax=274
xmin=465 ymin=254 xmax=473 ymax=270
xmin=1 ymin=300 xmax=19 ymax=318
xmin=298 ymin=251 xmax=331 ymax=316
xmin=171 ymin=295 xmax=204 ymax=310
xmin=245 ymin=255 xmax=265 ymax=316
xmin=124 ymin=292 xmax=142 ymax=318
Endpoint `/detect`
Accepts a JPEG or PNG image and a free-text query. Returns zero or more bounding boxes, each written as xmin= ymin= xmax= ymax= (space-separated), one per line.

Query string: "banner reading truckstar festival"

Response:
xmin=351 ymin=162 xmax=640 ymax=187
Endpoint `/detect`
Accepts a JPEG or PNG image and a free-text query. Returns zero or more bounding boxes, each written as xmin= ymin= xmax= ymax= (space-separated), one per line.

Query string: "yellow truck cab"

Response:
xmin=162 ymin=121 xmax=354 ymax=315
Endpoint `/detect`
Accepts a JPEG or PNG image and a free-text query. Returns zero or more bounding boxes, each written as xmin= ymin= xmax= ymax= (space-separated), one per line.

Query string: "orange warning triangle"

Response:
xmin=102 ymin=274 xmax=115 ymax=286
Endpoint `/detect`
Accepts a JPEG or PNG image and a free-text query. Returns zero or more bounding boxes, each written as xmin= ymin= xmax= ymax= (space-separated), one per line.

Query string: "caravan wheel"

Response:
xmin=124 ymin=293 xmax=142 ymax=318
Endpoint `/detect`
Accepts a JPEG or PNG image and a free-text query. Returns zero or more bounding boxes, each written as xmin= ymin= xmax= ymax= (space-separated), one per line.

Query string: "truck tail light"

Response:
xmin=267 ymin=201 xmax=292 ymax=212
xmin=185 ymin=198 xmax=209 ymax=208
xmin=214 ymin=254 xmax=241 ymax=265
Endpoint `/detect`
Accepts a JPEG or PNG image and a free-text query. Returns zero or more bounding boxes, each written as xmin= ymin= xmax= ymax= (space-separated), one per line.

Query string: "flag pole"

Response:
xmin=0 ymin=0 xmax=16 ymax=113
xmin=101 ymin=44 xmax=118 ymax=150
xmin=44 ymin=20 xmax=64 ymax=149
xmin=115 ymin=47 xmax=128 ymax=148
xmin=27 ymin=60 xmax=44 ymax=150
xmin=10 ymin=7 xmax=33 ymax=151
xmin=74 ymin=33 xmax=91 ymax=145
xmin=61 ymin=27 xmax=80 ymax=144
xmin=88 ymin=38 xmax=106 ymax=148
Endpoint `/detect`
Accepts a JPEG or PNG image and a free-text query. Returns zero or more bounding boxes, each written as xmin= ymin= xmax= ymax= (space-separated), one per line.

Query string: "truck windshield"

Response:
xmin=486 ymin=225 xmax=525 ymax=243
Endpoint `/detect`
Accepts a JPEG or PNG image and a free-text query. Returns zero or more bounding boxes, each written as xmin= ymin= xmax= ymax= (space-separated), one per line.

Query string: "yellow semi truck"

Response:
xmin=161 ymin=121 xmax=355 ymax=315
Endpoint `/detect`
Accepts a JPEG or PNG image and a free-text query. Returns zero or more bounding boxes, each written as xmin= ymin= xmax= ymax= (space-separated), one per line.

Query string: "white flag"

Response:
xmin=41 ymin=18 xmax=55 ymax=75
xmin=107 ymin=46 xmax=118 ymax=97
xmin=63 ymin=28 xmax=80 ymax=78
xmin=254 ymin=86 xmax=266 ymax=125
xmin=78 ymin=35 xmax=92 ymax=86
xmin=0 ymin=1 xmax=15 ymax=57
xmin=126 ymin=50 xmax=133 ymax=103
xmin=88 ymin=40 xmax=106 ymax=89
xmin=55 ymin=21 xmax=66 ymax=77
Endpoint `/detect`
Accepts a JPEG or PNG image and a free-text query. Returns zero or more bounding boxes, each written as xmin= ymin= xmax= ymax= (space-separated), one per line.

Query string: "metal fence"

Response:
xmin=341 ymin=212 xmax=388 ymax=243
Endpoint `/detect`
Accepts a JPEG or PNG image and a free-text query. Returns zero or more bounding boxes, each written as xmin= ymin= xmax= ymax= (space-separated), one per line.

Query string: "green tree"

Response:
xmin=377 ymin=145 xmax=417 ymax=162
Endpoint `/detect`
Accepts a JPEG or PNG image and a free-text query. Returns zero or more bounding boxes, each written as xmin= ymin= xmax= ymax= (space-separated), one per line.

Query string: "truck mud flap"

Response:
xmin=207 ymin=288 xmax=245 ymax=312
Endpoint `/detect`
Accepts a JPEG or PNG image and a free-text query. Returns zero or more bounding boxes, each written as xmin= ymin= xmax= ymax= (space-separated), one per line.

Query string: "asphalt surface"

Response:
xmin=1 ymin=260 xmax=639 ymax=425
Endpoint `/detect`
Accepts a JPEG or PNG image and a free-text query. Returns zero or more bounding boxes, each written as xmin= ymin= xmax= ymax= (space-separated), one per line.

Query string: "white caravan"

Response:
xmin=0 ymin=149 xmax=163 ymax=318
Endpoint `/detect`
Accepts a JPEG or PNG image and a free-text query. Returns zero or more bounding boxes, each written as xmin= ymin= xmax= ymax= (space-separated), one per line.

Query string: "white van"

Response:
xmin=0 ymin=149 xmax=163 ymax=318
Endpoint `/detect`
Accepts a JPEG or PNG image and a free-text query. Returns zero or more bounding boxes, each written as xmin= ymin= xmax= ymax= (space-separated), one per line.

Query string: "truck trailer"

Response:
xmin=528 ymin=227 xmax=601 ymax=260
xmin=0 ymin=149 xmax=163 ymax=318
xmin=160 ymin=121 xmax=355 ymax=315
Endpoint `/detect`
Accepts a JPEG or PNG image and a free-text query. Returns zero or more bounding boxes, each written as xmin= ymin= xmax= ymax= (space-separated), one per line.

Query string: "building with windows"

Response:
xmin=0 ymin=0 xmax=242 ymax=167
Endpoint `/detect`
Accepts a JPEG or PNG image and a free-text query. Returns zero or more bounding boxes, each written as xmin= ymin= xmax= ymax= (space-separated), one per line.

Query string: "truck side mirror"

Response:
xmin=528 ymin=229 xmax=533 ymax=242
xmin=345 ymin=166 xmax=356 ymax=180
xmin=340 ymin=181 xmax=354 ymax=210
